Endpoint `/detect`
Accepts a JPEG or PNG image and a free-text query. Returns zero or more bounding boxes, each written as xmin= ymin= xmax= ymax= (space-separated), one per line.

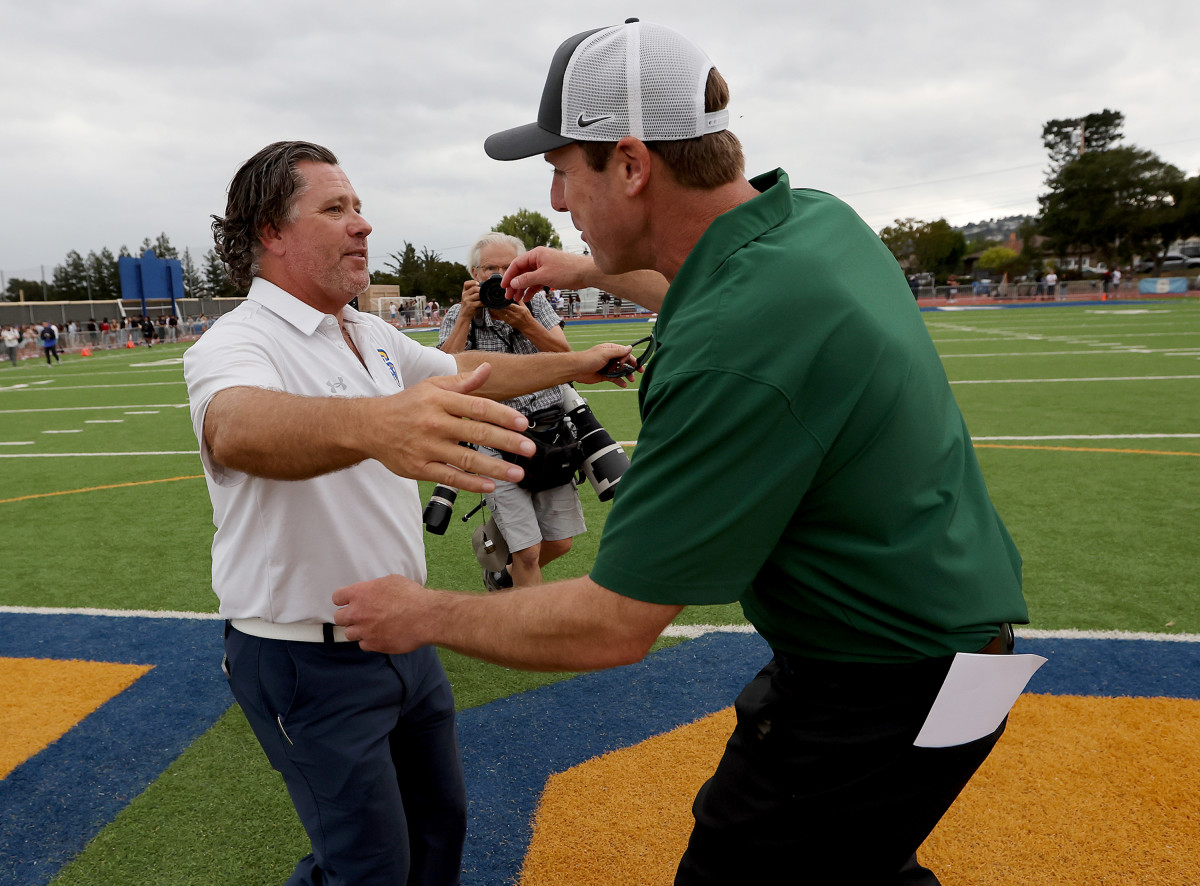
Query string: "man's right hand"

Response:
xmin=364 ymin=363 xmax=534 ymax=493
xmin=459 ymin=279 xmax=482 ymax=317
xmin=501 ymin=247 xmax=596 ymax=304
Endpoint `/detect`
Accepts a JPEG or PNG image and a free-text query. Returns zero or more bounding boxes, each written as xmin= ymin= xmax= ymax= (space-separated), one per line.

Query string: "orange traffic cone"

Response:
xmin=126 ymin=341 xmax=135 ymax=348
xmin=80 ymin=348 xmax=92 ymax=357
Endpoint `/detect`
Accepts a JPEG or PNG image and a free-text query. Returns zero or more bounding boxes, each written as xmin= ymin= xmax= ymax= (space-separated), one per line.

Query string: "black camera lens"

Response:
xmin=478 ymin=273 xmax=513 ymax=310
xmin=422 ymin=484 xmax=458 ymax=535
xmin=566 ymin=402 xmax=630 ymax=501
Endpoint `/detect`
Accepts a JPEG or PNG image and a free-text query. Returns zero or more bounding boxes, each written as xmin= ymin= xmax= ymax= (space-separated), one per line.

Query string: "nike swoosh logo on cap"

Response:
xmin=577 ymin=113 xmax=613 ymax=128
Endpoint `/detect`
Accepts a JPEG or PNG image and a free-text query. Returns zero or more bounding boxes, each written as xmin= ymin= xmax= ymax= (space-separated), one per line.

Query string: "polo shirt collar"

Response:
xmin=248 ymin=277 xmax=337 ymax=336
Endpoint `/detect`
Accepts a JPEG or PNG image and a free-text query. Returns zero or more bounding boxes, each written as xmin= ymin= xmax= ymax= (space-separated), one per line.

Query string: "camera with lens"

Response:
xmin=478 ymin=273 xmax=514 ymax=311
xmin=561 ymin=386 xmax=630 ymax=501
xmin=422 ymin=484 xmax=459 ymax=535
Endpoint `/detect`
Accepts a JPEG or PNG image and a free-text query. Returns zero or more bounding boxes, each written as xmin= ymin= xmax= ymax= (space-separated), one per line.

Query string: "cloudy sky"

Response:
xmin=2 ymin=0 xmax=1197 ymax=283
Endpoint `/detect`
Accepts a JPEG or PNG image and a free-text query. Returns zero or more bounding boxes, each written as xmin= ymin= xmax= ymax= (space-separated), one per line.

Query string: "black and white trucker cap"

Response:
xmin=484 ymin=19 xmax=730 ymax=161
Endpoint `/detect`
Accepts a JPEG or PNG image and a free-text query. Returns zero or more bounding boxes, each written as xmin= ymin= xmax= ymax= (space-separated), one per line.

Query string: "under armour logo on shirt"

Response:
xmin=327 ymin=377 xmax=347 ymax=394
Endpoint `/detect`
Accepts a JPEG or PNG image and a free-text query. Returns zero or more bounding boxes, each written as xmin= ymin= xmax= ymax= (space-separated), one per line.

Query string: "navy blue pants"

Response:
xmin=225 ymin=627 xmax=466 ymax=886
xmin=675 ymin=653 xmax=1006 ymax=885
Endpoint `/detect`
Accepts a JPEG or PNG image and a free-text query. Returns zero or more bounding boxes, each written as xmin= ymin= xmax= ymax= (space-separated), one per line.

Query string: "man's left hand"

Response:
xmin=489 ymin=301 xmax=536 ymax=333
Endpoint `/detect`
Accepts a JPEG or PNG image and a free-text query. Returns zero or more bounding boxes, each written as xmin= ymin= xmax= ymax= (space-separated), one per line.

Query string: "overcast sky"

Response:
xmin=2 ymin=0 xmax=1197 ymax=282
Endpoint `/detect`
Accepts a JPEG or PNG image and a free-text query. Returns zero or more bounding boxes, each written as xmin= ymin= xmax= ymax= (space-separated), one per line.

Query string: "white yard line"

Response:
xmin=1 ymin=607 xmax=1194 ymax=644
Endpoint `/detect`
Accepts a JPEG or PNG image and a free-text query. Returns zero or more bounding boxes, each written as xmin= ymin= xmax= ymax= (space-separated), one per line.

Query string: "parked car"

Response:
xmin=1133 ymin=254 xmax=1200 ymax=273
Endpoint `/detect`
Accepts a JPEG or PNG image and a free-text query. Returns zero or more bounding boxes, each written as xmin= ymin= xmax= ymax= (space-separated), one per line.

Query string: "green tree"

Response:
xmin=381 ymin=242 xmax=469 ymax=304
xmin=86 ymin=248 xmax=120 ymax=300
xmin=976 ymin=246 xmax=1020 ymax=275
xmin=879 ymin=217 xmax=966 ymax=277
xmin=4 ymin=277 xmax=44 ymax=301
xmin=138 ymin=234 xmax=179 ymax=260
xmin=53 ymin=250 xmax=91 ymax=300
xmin=493 ymin=209 xmax=562 ymax=250
xmin=1016 ymin=219 xmax=1045 ymax=276
xmin=878 ymin=218 xmax=922 ymax=266
xmin=383 ymin=242 xmax=422 ymax=297
xmin=1039 ymin=146 xmax=1185 ymax=268
xmin=914 ymin=220 xmax=967 ymax=278
xmin=201 ymin=249 xmax=240 ymax=298
xmin=1042 ymin=109 xmax=1124 ymax=175
xmin=1178 ymin=176 xmax=1200 ymax=240
xmin=153 ymin=232 xmax=179 ymax=261
xmin=181 ymin=248 xmax=203 ymax=297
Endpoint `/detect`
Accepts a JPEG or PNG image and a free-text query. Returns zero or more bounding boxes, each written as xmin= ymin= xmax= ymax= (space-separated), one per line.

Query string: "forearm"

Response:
xmin=589 ymin=269 xmax=670 ymax=312
xmin=202 ymin=378 xmax=538 ymax=491
xmin=455 ymin=350 xmax=587 ymax=400
xmin=203 ymin=386 xmax=372 ymax=479
xmin=504 ymin=250 xmax=670 ymax=312
xmin=416 ymin=578 xmax=681 ymax=671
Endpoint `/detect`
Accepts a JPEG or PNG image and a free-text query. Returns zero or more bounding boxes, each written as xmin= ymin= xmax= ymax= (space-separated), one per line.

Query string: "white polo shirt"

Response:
xmin=184 ymin=278 xmax=458 ymax=624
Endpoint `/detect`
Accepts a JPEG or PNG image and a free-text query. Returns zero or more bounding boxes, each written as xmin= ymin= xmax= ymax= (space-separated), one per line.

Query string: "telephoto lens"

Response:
xmin=560 ymin=386 xmax=630 ymax=501
xmin=422 ymin=484 xmax=458 ymax=534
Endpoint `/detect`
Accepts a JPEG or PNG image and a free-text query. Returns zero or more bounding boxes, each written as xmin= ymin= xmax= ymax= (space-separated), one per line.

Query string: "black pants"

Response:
xmin=675 ymin=653 xmax=1006 ymax=885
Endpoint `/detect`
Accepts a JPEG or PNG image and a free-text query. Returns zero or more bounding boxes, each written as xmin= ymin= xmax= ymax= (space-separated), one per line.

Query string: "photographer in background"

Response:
xmin=439 ymin=232 xmax=585 ymax=591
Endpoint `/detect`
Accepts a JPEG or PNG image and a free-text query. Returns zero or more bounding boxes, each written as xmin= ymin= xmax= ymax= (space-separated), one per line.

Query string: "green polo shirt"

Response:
xmin=589 ymin=169 xmax=1027 ymax=663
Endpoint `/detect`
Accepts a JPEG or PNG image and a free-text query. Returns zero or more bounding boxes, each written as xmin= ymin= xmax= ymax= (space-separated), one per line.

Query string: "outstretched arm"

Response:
xmin=202 ymin=363 xmax=535 ymax=493
xmin=333 ymin=574 xmax=684 ymax=672
xmin=453 ymin=341 xmax=636 ymax=399
xmin=502 ymin=248 xmax=670 ymax=312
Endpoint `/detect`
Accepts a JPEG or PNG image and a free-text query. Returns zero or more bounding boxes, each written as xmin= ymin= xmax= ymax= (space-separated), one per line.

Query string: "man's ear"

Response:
xmin=613 ymin=137 xmax=652 ymax=197
xmin=260 ymin=222 xmax=286 ymax=258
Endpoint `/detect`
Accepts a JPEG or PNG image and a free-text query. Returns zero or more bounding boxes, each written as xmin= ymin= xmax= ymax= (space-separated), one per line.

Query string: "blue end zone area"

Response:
xmin=458 ymin=631 xmax=771 ymax=883
xmin=454 ymin=631 xmax=1200 ymax=884
xmin=3 ymin=620 xmax=1198 ymax=886
xmin=0 ymin=613 xmax=231 ymax=886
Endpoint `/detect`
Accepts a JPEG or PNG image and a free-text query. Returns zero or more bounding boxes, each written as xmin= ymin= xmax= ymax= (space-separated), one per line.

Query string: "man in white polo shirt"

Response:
xmin=184 ymin=141 xmax=632 ymax=886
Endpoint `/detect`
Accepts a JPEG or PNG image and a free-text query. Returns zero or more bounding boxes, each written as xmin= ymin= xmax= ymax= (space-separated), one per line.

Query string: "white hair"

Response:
xmin=467 ymin=232 xmax=526 ymax=270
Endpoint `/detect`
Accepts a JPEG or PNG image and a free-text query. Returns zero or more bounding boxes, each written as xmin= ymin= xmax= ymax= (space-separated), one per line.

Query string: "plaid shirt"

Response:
xmin=437 ymin=292 xmax=564 ymax=416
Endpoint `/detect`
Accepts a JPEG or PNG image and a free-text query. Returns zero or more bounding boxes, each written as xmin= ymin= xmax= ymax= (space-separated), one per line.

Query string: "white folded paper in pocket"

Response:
xmin=914 ymin=652 xmax=1047 ymax=748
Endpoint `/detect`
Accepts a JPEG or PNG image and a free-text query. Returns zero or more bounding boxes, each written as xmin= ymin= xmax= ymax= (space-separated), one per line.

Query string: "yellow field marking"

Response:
xmin=521 ymin=695 xmax=1200 ymax=885
xmin=0 ymin=657 xmax=154 ymax=779
xmin=0 ymin=474 xmax=204 ymax=504
xmin=976 ymin=443 xmax=1200 ymax=457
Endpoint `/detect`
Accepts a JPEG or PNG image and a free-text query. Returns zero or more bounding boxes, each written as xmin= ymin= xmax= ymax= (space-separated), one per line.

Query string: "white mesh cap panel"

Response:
xmin=639 ymin=25 xmax=709 ymax=140
xmin=562 ymin=27 xmax=631 ymax=142
xmin=560 ymin=21 xmax=721 ymax=144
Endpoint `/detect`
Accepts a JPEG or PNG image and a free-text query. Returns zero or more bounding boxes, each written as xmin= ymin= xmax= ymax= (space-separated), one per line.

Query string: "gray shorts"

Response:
xmin=480 ymin=446 xmax=586 ymax=553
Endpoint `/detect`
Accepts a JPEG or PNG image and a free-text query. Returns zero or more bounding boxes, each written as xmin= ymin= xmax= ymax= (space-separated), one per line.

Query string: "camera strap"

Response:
xmin=467 ymin=313 xmax=518 ymax=353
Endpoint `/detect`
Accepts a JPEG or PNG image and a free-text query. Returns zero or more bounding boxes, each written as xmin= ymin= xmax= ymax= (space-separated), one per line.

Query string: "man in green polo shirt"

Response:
xmin=335 ymin=19 xmax=1030 ymax=884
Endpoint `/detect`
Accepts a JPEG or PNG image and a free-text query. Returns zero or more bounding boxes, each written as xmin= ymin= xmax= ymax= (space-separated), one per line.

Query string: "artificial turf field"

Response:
xmin=1 ymin=299 xmax=1198 ymax=884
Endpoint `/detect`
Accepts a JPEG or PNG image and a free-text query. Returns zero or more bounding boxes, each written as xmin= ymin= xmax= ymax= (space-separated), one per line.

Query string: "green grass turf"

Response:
xmin=0 ymin=301 xmax=1196 ymax=884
